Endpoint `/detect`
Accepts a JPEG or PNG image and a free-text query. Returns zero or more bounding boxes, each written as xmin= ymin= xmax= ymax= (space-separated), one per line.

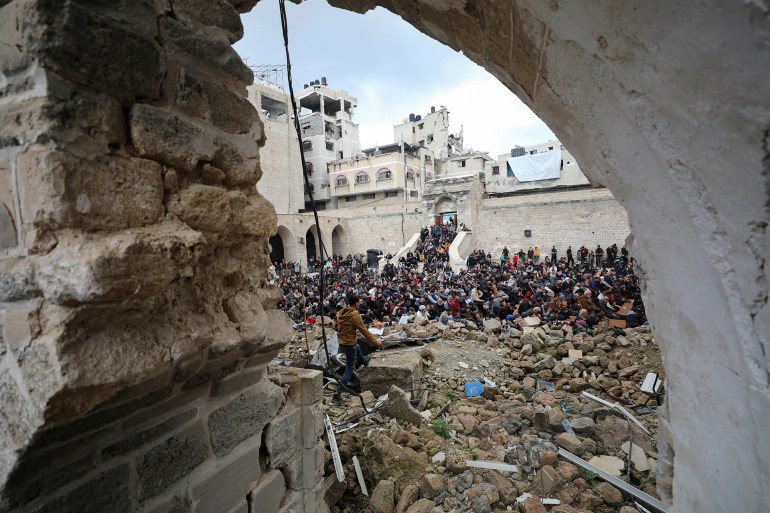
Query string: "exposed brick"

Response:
xmin=264 ymin=407 xmax=301 ymax=468
xmin=41 ymin=1 xmax=164 ymax=100
xmin=207 ymin=379 xmax=283 ymax=457
xmin=248 ymin=470 xmax=285 ymax=513
xmin=103 ymin=409 xmax=197 ymax=460
xmin=190 ymin=440 xmax=261 ymax=513
xmin=136 ymin=422 xmax=209 ymax=502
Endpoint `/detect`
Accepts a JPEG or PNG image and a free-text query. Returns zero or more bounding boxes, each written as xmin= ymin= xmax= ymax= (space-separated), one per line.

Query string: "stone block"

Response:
xmin=207 ymin=378 xmax=283 ymax=457
xmin=103 ymin=409 xmax=197 ymax=459
xmin=264 ymin=407 xmax=301 ymax=468
xmin=29 ymin=464 xmax=131 ymax=513
xmin=174 ymin=184 xmax=233 ymax=233
xmin=268 ymin=366 xmax=323 ymax=406
xmin=137 ymin=422 xmax=209 ymax=502
xmin=201 ymin=79 xmax=257 ymax=134
xmin=42 ymin=2 xmax=164 ymax=99
xmin=22 ymin=152 xmax=165 ymax=230
xmin=173 ymin=0 xmax=243 ymax=41
xmin=190 ymin=440 xmax=261 ymax=513
xmin=0 ymin=257 xmax=37 ymax=301
xmin=281 ymin=441 xmax=323 ymax=492
xmin=300 ymin=403 xmax=324 ymax=449
xmin=370 ymin=479 xmax=395 ymax=513
xmin=4 ymin=452 xmax=96 ymax=510
xmin=532 ymin=464 xmax=558 ymax=495
xmin=221 ymin=290 xmax=268 ymax=346
xmin=381 ymin=385 xmax=424 ymax=426
xmin=211 ymin=367 xmax=265 ymax=397
xmin=248 ymin=470 xmax=285 ymax=513
xmin=360 ymin=352 xmax=423 ymax=399
xmin=129 ymin=104 xmax=212 ymax=173
xmin=236 ymin=196 xmax=277 ymax=238
xmin=35 ymin=228 xmax=196 ymax=304
xmin=213 ymin=135 xmax=261 ymax=186
xmin=159 ymin=17 xmax=252 ymax=83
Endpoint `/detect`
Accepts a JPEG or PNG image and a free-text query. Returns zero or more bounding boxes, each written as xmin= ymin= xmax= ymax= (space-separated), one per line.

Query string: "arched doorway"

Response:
xmin=305 ymin=227 xmax=317 ymax=262
xmin=269 ymin=226 xmax=294 ymax=263
xmin=331 ymin=224 xmax=347 ymax=257
xmin=434 ymin=196 xmax=458 ymax=226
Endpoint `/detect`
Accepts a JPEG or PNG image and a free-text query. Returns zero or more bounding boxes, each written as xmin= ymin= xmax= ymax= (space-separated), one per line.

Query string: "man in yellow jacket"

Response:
xmin=332 ymin=294 xmax=382 ymax=405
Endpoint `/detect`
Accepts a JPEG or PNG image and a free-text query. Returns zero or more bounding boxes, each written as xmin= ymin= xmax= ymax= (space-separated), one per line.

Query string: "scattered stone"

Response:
xmin=370 ymin=480 xmax=395 ymax=513
xmin=587 ymin=455 xmax=625 ymax=477
xmin=594 ymin=482 xmax=624 ymax=504
xmin=532 ymin=465 xmax=558 ymax=495
xmin=554 ymin=433 xmax=582 ymax=454
xmin=420 ymin=473 xmax=446 ymax=499
xmin=381 ymin=385 xmax=424 ymax=426
xmin=519 ymin=496 xmax=548 ymax=513
xmin=395 ymin=484 xmax=419 ymax=513
xmin=621 ymin=441 xmax=651 ymax=471
xmin=404 ymin=498 xmax=435 ymax=513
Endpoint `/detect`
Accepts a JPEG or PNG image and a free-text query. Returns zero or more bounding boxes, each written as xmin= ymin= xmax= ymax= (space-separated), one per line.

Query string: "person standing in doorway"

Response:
xmin=331 ymin=294 xmax=382 ymax=405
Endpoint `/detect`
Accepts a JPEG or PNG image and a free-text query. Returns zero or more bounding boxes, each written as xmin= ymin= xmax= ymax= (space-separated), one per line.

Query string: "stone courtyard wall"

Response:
xmin=0 ymin=0 xmax=323 ymax=512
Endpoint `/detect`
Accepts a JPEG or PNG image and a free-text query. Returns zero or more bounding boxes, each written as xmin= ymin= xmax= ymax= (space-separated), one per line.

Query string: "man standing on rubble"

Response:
xmin=332 ymin=294 xmax=382 ymax=405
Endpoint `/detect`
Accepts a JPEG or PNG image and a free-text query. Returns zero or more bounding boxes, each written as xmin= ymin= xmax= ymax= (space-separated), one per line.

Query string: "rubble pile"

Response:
xmin=312 ymin=318 xmax=664 ymax=513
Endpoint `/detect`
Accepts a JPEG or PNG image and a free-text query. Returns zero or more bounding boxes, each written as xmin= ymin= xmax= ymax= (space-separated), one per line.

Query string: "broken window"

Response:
xmin=325 ymin=141 xmax=334 ymax=151
xmin=335 ymin=176 xmax=348 ymax=187
xmin=355 ymin=172 xmax=370 ymax=184
xmin=302 ymin=140 xmax=312 ymax=151
xmin=492 ymin=165 xmax=500 ymax=175
xmin=410 ymin=190 xmax=419 ymax=197
xmin=418 ymin=140 xmax=425 ymax=146
xmin=425 ymin=155 xmax=433 ymax=163
xmin=363 ymin=193 xmax=375 ymax=200
xmin=427 ymin=134 xmax=433 ymax=143
xmin=377 ymin=168 xmax=392 ymax=180
xmin=406 ymin=171 xmax=415 ymax=181
xmin=385 ymin=191 xmax=398 ymax=198
xmin=345 ymin=195 xmax=356 ymax=202
xmin=458 ymin=160 xmax=466 ymax=168
xmin=418 ymin=123 xmax=424 ymax=130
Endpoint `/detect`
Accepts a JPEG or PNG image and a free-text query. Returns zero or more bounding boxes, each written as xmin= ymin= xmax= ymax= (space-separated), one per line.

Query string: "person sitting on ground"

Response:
xmin=331 ymin=294 xmax=382 ymax=405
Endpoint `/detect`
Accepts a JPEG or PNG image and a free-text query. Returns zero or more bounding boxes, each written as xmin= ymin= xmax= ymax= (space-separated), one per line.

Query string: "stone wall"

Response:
xmin=0 ymin=0 xmax=323 ymax=511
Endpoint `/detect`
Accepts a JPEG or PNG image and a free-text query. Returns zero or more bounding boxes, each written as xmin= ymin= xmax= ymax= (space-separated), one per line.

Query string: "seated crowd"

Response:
xmin=273 ymin=224 xmax=646 ymax=334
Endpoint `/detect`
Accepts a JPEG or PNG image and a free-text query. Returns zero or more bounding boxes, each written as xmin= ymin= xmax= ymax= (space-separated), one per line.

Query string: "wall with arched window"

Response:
xmin=354 ymin=172 xmax=370 ymax=184
xmin=335 ymin=176 xmax=348 ymax=187
xmin=377 ymin=168 xmax=392 ymax=180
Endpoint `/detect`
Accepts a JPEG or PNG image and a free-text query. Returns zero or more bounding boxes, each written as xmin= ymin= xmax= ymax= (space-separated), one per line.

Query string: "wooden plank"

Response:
xmin=608 ymin=318 xmax=627 ymax=328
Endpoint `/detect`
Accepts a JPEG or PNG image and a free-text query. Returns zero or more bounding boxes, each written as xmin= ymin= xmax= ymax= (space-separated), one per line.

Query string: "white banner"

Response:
xmin=507 ymin=148 xmax=562 ymax=182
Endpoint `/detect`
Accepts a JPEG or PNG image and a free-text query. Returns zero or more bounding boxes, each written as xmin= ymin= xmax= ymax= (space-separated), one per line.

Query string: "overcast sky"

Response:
xmin=234 ymin=0 xmax=555 ymax=157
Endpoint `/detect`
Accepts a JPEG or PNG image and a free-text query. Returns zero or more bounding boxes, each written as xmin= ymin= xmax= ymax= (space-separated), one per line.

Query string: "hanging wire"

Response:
xmin=278 ymin=0 xmax=370 ymax=413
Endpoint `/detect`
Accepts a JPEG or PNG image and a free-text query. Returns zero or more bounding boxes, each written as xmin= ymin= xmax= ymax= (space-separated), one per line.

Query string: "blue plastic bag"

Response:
xmin=464 ymin=381 xmax=483 ymax=397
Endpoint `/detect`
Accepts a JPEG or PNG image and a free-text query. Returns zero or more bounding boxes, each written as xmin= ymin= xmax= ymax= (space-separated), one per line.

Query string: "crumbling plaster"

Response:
xmin=327 ymin=1 xmax=770 ymax=512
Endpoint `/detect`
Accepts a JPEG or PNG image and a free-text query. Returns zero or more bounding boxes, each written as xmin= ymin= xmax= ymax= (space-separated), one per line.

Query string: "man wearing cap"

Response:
xmin=332 ymin=294 xmax=382 ymax=405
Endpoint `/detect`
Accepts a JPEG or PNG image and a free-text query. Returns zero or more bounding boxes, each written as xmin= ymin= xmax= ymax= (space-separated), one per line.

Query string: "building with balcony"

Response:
xmin=297 ymin=79 xmax=360 ymax=210
xmin=328 ymin=142 xmax=434 ymax=207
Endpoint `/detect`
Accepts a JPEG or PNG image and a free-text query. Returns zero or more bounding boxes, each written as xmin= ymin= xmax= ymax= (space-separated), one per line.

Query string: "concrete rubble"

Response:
xmin=280 ymin=318 xmax=664 ymax=513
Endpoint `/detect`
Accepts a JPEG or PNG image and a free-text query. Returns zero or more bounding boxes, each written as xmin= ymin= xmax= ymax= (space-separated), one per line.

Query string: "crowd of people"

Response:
xmin=273 ymin=223 xmax=646 ymax=334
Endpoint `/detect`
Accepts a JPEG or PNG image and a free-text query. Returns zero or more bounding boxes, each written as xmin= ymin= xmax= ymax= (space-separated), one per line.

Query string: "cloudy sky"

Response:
xmin=234 ymin=0 xmax=555 ymax=157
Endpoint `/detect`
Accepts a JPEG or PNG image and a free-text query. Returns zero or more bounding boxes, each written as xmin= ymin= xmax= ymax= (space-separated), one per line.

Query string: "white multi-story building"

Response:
xmin=297 ymin=79 xmax=360 ymax=210
xmin=393 ymin=106 xmax=463 ymax=159
xmin=328 ymin=142 xmax=434 ymax=207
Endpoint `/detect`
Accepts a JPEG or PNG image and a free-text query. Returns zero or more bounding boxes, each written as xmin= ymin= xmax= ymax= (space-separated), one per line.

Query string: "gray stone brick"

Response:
xmin=103 ymin=409 xmax=197 ymax=460
xmin=159 ymin=17 xmax=252 ymax=83
xmin=137 ymin=422 xmax=209 ymax=502
xmin=30 ymin=464 xmax=131 ymax=513
xmin=211 ymin=368 xmax=265 ymax=397
xmin=268 ymin=366 xmax=323 ymax=406
xmin=300 ymin=404 xmax=324 ymax=450
xmin=41 ymin=1 xmax=164 ymax=100
xmin=173 ymin=0 xmax=244 ymax=42
xmin=248 ymin=470 xmax=285 ymax=513
xmin=265 ymin=407 xmax=301 ymax=468
xmin=190 ymin=440 xmax=261 ymax=513
xmin=208 ymin=379 xmax=283 ymax=457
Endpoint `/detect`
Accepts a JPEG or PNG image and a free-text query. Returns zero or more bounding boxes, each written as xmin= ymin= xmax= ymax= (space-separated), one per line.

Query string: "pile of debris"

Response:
xmin=304 ymin=318 xmax=664 ymax=513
